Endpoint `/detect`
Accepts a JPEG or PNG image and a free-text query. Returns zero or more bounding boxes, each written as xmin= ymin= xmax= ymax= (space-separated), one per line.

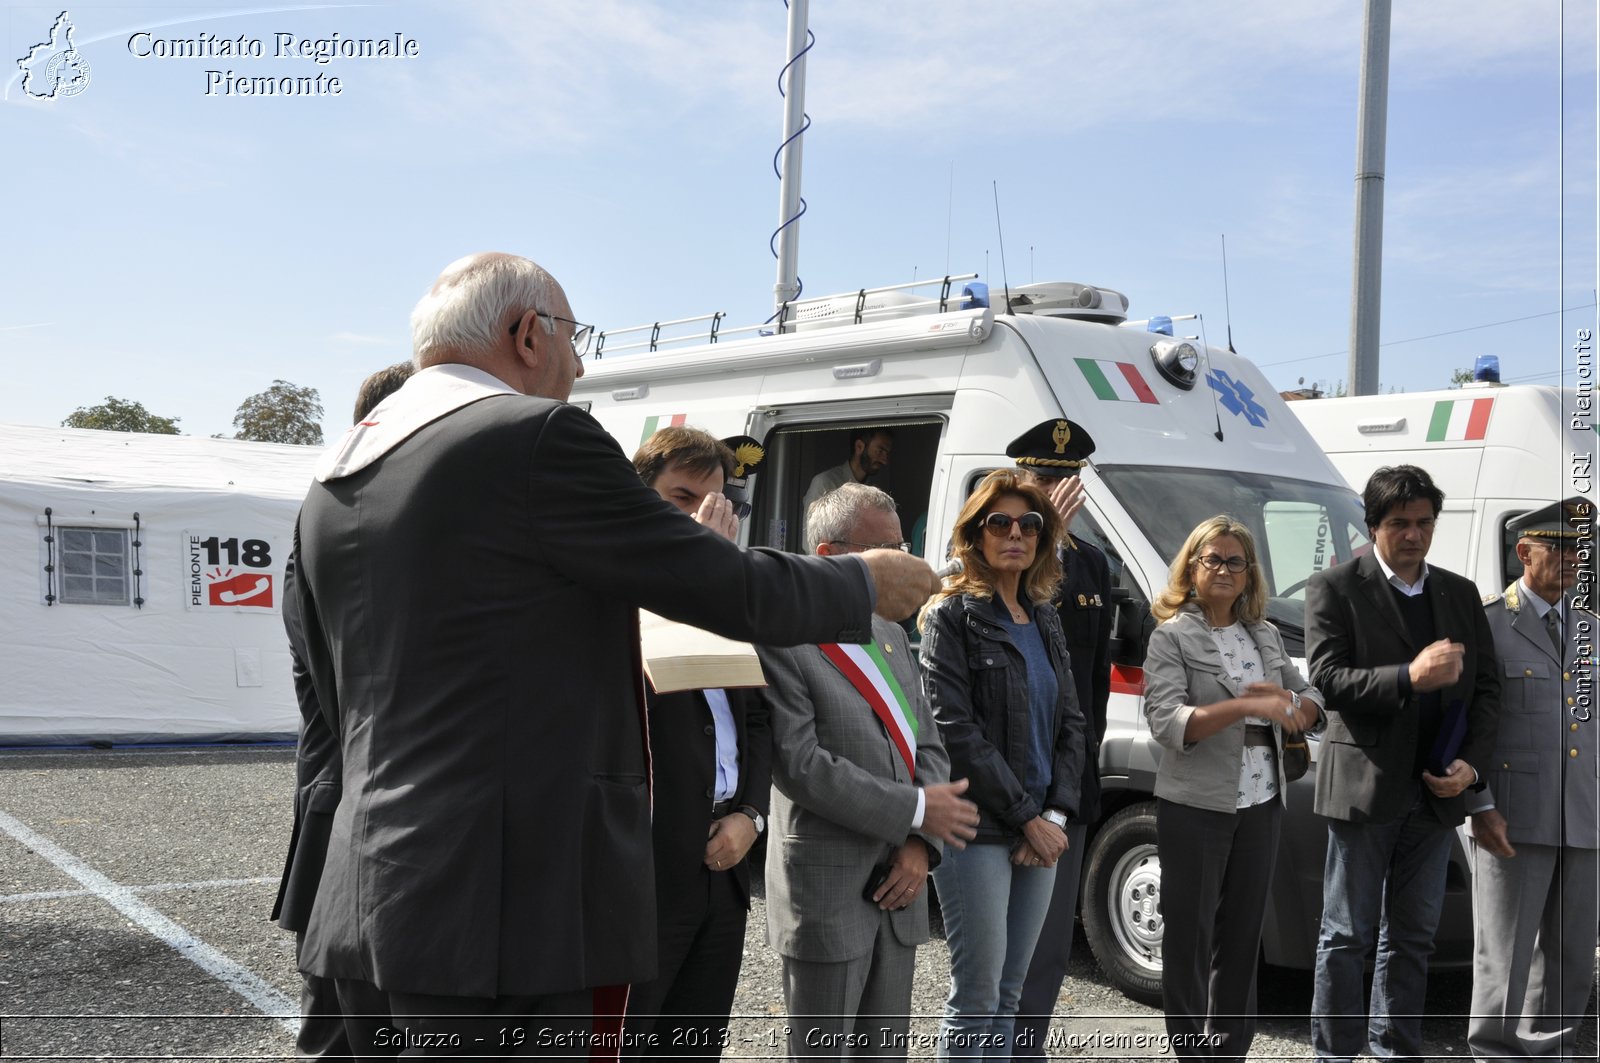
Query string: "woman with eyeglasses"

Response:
xmin=918 ymin=470 xmax=1086 ymax=1059
xmin=1143 ymin=515 xmax=1323 ymax=1061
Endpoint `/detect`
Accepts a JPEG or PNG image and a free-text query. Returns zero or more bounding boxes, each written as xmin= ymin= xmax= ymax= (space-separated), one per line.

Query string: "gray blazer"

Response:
xmin=1469 ymin=584 xmax=1599 ymax=849
xmin=1143 ymin=603 xmax=1321 ymax=814
xmin=760 ymin=617 xmax=951 ymax=964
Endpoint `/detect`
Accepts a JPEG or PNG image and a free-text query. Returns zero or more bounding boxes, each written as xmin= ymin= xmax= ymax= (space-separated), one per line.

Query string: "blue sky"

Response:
xmin=3 ymin=1 xmax=1595 ymax=440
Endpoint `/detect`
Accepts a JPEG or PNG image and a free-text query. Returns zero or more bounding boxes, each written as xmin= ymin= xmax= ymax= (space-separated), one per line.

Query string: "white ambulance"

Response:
xmin=572 ymin=277 xmax=1472 ymax=1003
xmin=1289 ymin=383 xmax=1593 ymax=598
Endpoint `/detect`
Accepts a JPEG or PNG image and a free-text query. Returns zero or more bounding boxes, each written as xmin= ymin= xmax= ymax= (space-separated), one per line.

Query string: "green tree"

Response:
xmin=1449 ymin=367 xmax=1474 ymax=387
xmin=232 ymin=380 xmax=324 ymax=445
xmin=62 ymin=396 xmax=181 ymax=434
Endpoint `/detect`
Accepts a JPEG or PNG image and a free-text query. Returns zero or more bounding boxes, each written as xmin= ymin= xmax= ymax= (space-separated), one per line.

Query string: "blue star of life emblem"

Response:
xmin=1206 ymin=369 xmax=1270 ymax=427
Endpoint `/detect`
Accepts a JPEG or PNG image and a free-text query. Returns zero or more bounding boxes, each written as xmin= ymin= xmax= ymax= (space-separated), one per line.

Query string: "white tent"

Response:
xmin=0 ymin=423 xmax=322 ymax=744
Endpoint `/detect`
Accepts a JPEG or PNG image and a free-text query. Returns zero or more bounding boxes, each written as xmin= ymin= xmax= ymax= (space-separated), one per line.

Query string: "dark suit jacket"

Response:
xmin=1306 ymin=552 xmax=1499 ymax=826
xmin=646 ymin=686 xmax=769 ymax=908
xmin=1052 ymin=535 xmax=1111 ymax=822
xmin=293 ymin=395 xmax=874 ymax=998
xmin=270 ymin=552 xmax=342 ymax=933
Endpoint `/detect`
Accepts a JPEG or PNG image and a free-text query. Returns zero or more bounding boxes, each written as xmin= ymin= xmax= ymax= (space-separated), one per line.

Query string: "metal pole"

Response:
xmin=773 ymin=0 xmax=809 ymax=315
xmin=1347 ymin=0 xmax=1391 ymax=396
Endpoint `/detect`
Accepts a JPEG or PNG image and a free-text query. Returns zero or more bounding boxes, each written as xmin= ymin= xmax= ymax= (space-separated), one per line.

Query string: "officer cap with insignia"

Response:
xmin=1007 ymin=418 xmax=1097 ymax=478
xmin=721 ymin=435 xmax=765 ymax=519
xmin=1507 ymin=496 xmax=1592 ymax=542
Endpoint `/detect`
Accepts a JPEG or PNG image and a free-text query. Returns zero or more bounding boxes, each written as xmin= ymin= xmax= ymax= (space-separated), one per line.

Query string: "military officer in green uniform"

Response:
xmin=1467 ymin=497 xmax=1598 ymax=1059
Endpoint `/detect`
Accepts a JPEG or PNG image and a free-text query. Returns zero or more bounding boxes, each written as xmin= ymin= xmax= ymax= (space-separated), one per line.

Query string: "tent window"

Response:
xmin=57 ymin=527 xmax=131 ymax=606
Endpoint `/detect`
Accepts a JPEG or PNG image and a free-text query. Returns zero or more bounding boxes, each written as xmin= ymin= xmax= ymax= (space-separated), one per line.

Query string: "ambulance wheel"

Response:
xmin=1082 ymin=802 xmax=1165 ymax=1006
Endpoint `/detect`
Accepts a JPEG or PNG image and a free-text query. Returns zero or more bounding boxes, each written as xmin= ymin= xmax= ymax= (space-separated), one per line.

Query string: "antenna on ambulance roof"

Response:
xmin=992 ymin=181 xmax=1013 ymax=314
xmin=945 ymin=162 xmax=955 ymax=275
xmin=1221 ymin=234 xmax=1238 ymax=355
xmin=1195 ymin=314 xmax=1226 ymax=443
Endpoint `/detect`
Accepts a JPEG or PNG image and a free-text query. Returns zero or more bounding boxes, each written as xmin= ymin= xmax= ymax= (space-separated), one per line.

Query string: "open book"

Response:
xmin=639 ymin=610 xmax=768 ymax=694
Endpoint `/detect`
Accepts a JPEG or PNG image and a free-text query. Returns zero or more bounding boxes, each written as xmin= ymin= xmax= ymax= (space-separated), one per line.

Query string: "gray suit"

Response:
xmin=760 ymin=617 xmax=950 ymax=1060
xmin=1467 ymin=582 xmax=1599 ymax=1059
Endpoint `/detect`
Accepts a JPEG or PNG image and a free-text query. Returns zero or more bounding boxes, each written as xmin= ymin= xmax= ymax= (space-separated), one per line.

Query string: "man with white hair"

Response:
xmin=292 ymin=253 xmax=942 ymax=1055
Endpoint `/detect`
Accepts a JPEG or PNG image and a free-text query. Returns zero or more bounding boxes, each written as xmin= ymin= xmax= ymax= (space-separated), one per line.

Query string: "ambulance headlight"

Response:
xmin=1150 ymin=339 xmax=1200 ymax=390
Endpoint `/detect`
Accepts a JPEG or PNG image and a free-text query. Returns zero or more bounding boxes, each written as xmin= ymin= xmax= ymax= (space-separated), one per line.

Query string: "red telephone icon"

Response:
xmin=208 ymin=573 xmax=274 ymax=607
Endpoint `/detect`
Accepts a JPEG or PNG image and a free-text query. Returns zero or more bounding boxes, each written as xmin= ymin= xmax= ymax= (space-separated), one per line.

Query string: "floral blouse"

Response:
xmin=1208 ymin=622 xmax=1278 ymax=809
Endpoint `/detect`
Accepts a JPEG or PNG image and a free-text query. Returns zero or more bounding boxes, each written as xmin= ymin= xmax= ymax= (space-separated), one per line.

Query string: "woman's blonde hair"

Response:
xmin=1151 ymin=515 xmax=1266 ymax=624
xmin=919 ymin=470 xmax=1063 ymax=629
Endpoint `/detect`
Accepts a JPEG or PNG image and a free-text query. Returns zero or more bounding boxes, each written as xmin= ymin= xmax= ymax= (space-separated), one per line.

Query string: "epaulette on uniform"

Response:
xmin=1482 ymin=591 xmax=1503 ymax=607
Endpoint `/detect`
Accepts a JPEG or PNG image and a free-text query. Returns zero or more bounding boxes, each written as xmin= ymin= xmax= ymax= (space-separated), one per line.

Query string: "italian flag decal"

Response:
xmin=639 ymin=413 xmax=686 ymax=443
xmin=1426 ymin=397 xmax=1493 ymax=441
xmin=820 ymin=641 xmax=919 ymax=778
xmin=1075 ymin=358 xmax=1159 ymax=404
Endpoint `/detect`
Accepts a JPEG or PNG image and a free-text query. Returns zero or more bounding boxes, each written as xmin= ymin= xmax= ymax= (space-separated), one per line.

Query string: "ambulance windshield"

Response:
xmin=1096 ymin=466 xmax=1370 ymax=639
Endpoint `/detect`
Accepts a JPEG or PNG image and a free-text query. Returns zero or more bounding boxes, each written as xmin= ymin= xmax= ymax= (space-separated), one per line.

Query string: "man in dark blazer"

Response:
xmin=272 ymin=553 xmax=349 ymax=1058
xmin=1008 ymin=419 xmax=1113 ymax=1059
xmin=271 ymin=360 xmax=412 ymax=1058
xmin=624 ymin=427 xmax=771 ymax=1059
xmin=1306 ymin=464 xmax=1499 ymax=1063
xmin=291 ymin=252 xmax=941 ymax=1054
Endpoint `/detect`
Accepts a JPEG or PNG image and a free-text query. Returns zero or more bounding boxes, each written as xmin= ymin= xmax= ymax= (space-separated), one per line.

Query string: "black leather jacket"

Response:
xmin=919 ymin=592 xmax=1087 ymax=845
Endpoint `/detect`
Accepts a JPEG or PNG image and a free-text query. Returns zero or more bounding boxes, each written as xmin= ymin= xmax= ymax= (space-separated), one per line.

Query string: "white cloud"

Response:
xmin=420 ymin=0 xmax=1577 ymax=141
xmin=328 ymin=330 xmax=395 ymax=346
xmin=402 ymin=1 xmax=782 ymax=148
xmin=1384 ymin=161 xmax=1563 ymax=293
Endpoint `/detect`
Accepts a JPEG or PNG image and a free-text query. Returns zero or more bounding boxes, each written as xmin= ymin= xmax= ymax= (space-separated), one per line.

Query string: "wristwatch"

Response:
xmin=1041 ymin=808 xmax=1069 ymax=829
xmin=736 ymin=805 xmax=765 ymax=835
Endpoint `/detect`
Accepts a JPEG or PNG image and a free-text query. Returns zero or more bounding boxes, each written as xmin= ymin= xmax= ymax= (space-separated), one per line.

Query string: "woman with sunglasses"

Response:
xmin=918 ymin=470 xmax=1086 ymax=1059
xmin=1143 ymin=515 xmax=1323 ymax=1061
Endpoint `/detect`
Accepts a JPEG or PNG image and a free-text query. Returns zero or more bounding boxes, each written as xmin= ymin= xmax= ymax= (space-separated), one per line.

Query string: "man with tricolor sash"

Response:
xmin=760 ymin=483 xmax=980 ymax=1060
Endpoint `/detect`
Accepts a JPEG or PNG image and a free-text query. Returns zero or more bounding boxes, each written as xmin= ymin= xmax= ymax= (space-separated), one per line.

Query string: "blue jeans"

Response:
xmin=933 ymin=840 xmax=1057 ymax=1060
xmin=1012 ymin=821 xmax=1088 ymax=1061
xmin=1311 ymin=791 xmax=1453 ymax=1063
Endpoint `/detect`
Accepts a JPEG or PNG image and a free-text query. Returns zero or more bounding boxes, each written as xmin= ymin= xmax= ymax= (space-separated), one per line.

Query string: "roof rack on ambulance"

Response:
xmin=592 ymin=273 xmax=985 ymax=359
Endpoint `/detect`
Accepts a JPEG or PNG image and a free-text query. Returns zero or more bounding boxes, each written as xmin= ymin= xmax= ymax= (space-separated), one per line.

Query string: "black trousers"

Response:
xmin=624 ymin=864 xmax=747 ymax=1060
xmin=295 ymin=932 xmax=355 ymax=1060
xmin=1155 ymin=797 xmax=1281 ymax=1062
xmin=331 ymin=978 xmax=605 ymax=1059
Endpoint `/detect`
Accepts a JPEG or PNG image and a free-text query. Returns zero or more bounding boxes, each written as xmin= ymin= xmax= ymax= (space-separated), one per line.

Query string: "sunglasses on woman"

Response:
xmin=981 ymin=511 xmax=1044 ymax=537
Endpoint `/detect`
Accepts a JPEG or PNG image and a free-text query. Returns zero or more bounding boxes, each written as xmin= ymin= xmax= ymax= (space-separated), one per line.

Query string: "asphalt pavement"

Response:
xmin=0 ymin=746 xmax=1593 ymax=1061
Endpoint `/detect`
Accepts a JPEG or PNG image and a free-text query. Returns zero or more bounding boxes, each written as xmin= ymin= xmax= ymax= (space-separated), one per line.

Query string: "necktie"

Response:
xmin=1546 ymin=608 xmax=1563 ymax=657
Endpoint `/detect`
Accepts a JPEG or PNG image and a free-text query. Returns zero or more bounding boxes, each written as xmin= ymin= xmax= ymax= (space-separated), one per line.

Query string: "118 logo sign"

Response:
xmin=186 ymin=533 xmax=278 ymax=611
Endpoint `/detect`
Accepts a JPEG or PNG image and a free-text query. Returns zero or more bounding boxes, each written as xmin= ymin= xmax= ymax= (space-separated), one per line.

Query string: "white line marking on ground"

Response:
xmin=0 ymin=810 xmax=297 ymax=1034
xmin=0 ymin=887 xmax=89 ymax=902
xmin=0 ymin=875 xmax=279 ymax=904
